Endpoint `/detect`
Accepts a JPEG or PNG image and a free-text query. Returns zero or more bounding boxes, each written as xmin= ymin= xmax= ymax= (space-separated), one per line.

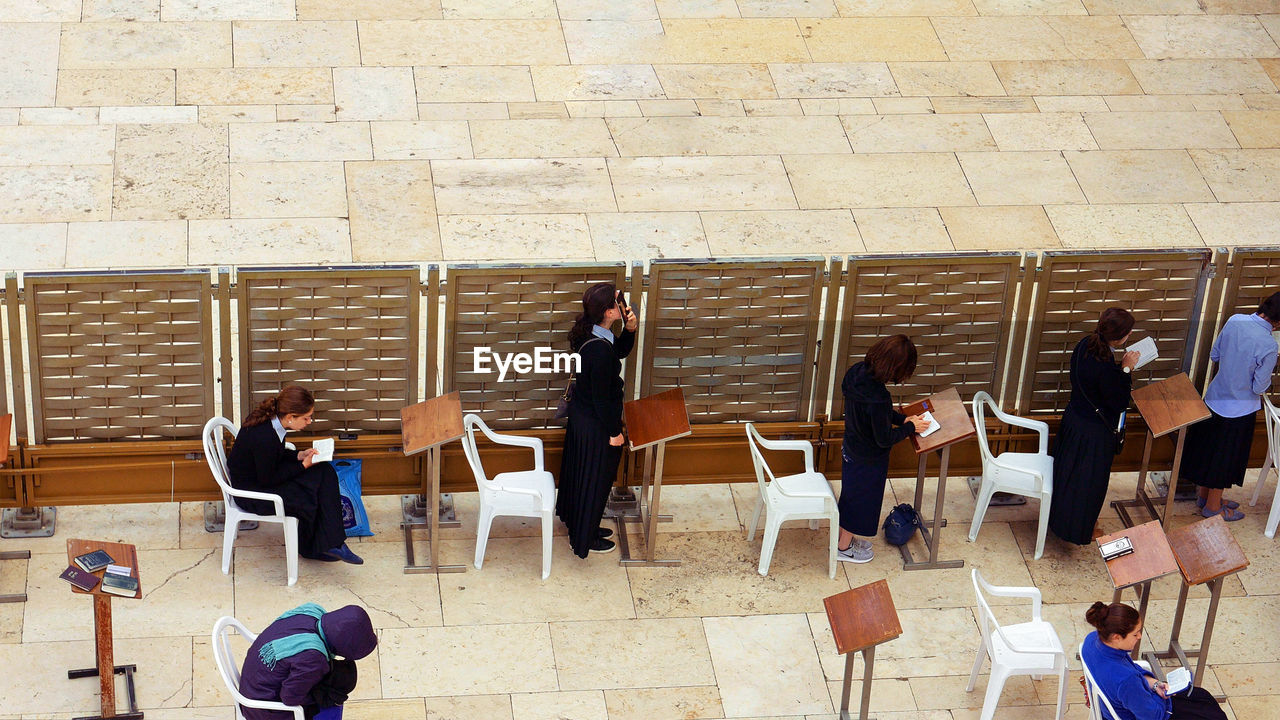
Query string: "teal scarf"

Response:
xmin=258 ymin=603 xmax=331 ymax=670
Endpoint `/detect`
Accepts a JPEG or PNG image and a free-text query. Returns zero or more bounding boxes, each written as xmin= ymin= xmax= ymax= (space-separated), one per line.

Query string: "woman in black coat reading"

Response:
xmin=557 ymin=283 xmax=638 ymax=557
xmin=837 ymin=335 xmax=926 ymax=564
xmin=227 ymin=385 xmax=362 ymax=564
xmin=1048 ymin=307 xmax=1139 ymax=545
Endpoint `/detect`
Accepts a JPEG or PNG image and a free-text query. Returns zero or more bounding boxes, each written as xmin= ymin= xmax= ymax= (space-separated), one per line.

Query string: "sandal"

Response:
xmin=1201 ymin=506 xmax=1244 ymax=522
xmin=1196 ymin=497 xmax=1240 ymax=510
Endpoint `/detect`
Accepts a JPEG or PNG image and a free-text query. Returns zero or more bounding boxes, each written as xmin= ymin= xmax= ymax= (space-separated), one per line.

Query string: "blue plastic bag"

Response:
xmin=332 ymin=459 xmax=373 ymax=537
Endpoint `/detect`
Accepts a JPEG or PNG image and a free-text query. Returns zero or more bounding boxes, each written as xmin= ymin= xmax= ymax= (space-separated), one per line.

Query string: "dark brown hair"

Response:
xmin=242 ymin=385 xmax=314 ymax=428
xmin=1258 ymin=292 xmax=1280 ymax=323
xmin=1084 ymin=307 xmax=1135 ymax=362
xmin=1085 ymin=601 xmax=1140 ymax=640
xmin=568 ymin=282 xmax=617 ymax=352
xmin=865 ymin=335 xmax=918 ymax=384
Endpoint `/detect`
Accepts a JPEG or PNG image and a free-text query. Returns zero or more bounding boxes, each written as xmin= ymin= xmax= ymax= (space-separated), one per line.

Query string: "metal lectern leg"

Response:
xmin=838 ymin=646 xmax=877 ymax=720
xmin=618 ymin=441 xmax=678 ymax=567
xmin=901 ymin=447 xmax=963 ymax=571
xmin=403 ymin=446 xmax=466 ymax=574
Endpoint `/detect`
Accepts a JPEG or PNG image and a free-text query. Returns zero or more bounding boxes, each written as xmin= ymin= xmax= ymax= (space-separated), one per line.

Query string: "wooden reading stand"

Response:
xmin=1157 ymin=513 xmax=1248 ymax=694
xmin=399 ymin=392 xmax=466 ymax=574
xmin=1115 ymin=374 xmax=1211 ymax=527
xmin=66 ymin=538 xmax=143 ymax=720
xmin=898 ymin=387 xmax=975 ymax=571
xmin=1097 ymin=520 xmax=1179 ymax=663
xmin=614 ymin=388 xmax=691 ymax=567
xmin=824 ymin=580 xmax=903 ymax=720
xmin=0 ymin=413 xmax=30 ymax=604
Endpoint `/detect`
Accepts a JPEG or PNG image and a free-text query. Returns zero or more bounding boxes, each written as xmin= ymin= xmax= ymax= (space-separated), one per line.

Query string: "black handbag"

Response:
xmin=554 ymin=337 xmax=605 ymax=420
xmin=883 ymin=503 xmax=922 ymax=546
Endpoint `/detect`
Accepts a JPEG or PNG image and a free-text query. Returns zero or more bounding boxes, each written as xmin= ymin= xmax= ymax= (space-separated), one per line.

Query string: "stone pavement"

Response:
xmin=1 ymin=2 xmax=1279 ymax=270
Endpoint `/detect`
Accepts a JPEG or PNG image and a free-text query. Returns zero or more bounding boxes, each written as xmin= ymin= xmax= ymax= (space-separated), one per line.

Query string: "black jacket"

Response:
xmin=227 ymin=420 xmax=306 ymax=493
xmin=1064 ymin=337 xmax=1132 ymax=427
xmin=569 ymin=329 xmax=636 ymax=437
xmin=841 ymin=362 xmax=917 ymax=461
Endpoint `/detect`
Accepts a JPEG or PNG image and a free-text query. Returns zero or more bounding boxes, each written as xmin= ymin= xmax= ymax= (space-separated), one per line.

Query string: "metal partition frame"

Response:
xmin=1016 ymin=249 xmax=1213 ymax=415
xmin=443 ymin=263 xmax=628 ymax=430
xmin=828 ymin=252 xmax=1025 ymax=419
xmin=236 ymin=266 xmax=420 ymax=435
xmin=639 ymin=258 xmax=827 ymax=424
xmin=23 ymin=270 xmax=215 ymax=443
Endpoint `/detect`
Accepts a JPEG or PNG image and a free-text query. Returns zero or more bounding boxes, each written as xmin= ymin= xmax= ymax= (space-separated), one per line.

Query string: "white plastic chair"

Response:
xmin=1250 ymin=394 xmax=1280 ymax=539
xmin=212 ymin=616 xmax=305 ymax=720
xmin=967 ymin=569 xmax=1067 ymax=720
xmin=1079 ymin=640 xmax=1155 ymax=720
xmin=743 ymin=422 xmax=838 ymax=579
xmin=202 ymin=417 xmax=299 ymax=586
xmin=970 ymin=392 xmax=1054 ymax=560
xmin=460 ymin=413 xmax=556 ymax=580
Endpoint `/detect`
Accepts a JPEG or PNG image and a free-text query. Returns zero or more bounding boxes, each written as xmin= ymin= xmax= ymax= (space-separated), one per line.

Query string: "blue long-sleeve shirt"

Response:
xmin=1204 ymin=313 xmax=1278 ymax=418
xmin=1081 ymin=631 xmax=1170 ymax=720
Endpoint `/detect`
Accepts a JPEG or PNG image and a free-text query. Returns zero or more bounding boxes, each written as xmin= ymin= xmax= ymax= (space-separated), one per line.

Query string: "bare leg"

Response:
xmin=1204 ymin=488 xmax=1224 ymax=513
xmin=839 ymin=528 xmax=854 ymax=551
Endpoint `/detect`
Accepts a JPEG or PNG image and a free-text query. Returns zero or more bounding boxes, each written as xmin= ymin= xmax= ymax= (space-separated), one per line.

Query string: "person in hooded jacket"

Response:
xmin=239 ymin=603 xmax=378 ymax=720
xmin=837 ymin=335 xmax=926 ymax=563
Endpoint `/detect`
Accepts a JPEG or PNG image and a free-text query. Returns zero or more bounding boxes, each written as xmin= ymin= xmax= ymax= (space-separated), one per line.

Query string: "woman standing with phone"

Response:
xmin=557 ymin=283 xmax=638 ymax=556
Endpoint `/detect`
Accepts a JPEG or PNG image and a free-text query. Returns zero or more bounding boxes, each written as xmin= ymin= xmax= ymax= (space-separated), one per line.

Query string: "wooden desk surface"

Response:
xmin=65 ymin=538 xmax=141 ymax=600
xmin=902 ymin=387 xmax=976 ymax=454
xmin=0 ymin=413 xmax=10 ymax=466
xmin=1131 ymin=374 xmax=1211 ymax=438
xmin=400 ymin=392 xmax=464 ymax=456
xmin=624 ymin=388 xmax=692 ymax=451
xmin=1166 ymin=514 xmax=1249 ymax=586
xmin=824 ymin=579 xmax=903 ymax=655
xmin=1097 ymin=520 xmax=1179 ymax=590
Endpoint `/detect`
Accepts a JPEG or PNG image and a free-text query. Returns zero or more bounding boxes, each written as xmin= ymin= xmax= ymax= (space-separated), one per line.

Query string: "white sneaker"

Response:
xmin=837 ymin=538 xmax=873 ymax=563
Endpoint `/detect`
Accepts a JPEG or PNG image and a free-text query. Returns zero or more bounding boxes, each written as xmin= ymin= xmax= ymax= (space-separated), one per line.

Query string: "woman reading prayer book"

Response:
xmin=227 ymin=385 xmax=361 ymax=565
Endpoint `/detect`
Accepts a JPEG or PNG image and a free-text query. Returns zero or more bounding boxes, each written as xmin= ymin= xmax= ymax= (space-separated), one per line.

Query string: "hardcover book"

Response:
xmin=60 ymin=566 xmax=100 ymax=592
xmin=74 ymin=549 xmax=113 ymax=572
xmin=100 ymin=573 xmax=139 ymax=597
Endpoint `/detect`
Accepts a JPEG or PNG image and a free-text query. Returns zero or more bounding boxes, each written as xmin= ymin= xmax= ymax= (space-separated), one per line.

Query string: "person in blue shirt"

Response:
xmin=1081 ymin=602 xmax=1225 ymax=720
xmin=1180 ymin=293 xmax=1280 ymax=521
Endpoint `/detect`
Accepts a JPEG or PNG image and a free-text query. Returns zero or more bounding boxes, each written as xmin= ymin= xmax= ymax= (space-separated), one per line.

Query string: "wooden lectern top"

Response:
xmin=400 ymin=392 xmax=464 ymax=456
xmin=901 ymin=387 xmax=976 ymax=454
xmin=824 ymin=579 xmax=902 ymax=655
xmin=0 ymin=413 xmax=10 ymax=466
xmin=1097 ymin=520 xmax=1179 ymax=590
xmin=1166 ymin=514 xmax=1249 ymax=586
xmin=623 ymin=388 xmax=691 ymax=451
xmin=1131 ymin=373 xmax=1211 ymax=438
xmin=66 ymin=539 xmax=141 ymax=599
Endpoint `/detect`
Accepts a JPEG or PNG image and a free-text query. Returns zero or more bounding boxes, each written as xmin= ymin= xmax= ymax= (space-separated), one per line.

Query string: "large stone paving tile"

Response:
xmin=59 ymin=21 xmax=231 ymax=69
xmin=834 ymin=0 xmax=977 ymax=14
xmin=231 ymin=20 xmax=360 ymax=66
xmin=511 ymin=690 xmax=607 ymax=720
xmin=992 ymin=59 xmax=1142 ymax=96
xmin=610 ymin=156 xmax=797 ymax=211
xmin=889 ymin=61 xmax=1004 ymax=97
xmin=188 ymin=218 xmax=352 ymax=264
xmin=371 ymin=121 xmax=472 ymax=160
xmin=786 ymin=153 xmax=975 ymax=208
xmin=604 ymin=686 xmax=724 ymax=720
xmin=413 ymin=65 xmax=536 ymax=103
xmin=230 ymin=121 xmax=372 ymax=162
xmin=113 ymin=123 xmax=228 ymax=221
xmin=982 ymin=112 xmax=1097 ymax=151
xmin=0 ymin=164 xmax=112 ymax=223
xmin=0 ymin=23 xmax=58 ymax=106
xmin=769 ymin=62 xmax=896 ymax=97
xmin=437 ymin=536 xmax=634 ymax=625
xmin=853 ymin=207 xmax=953 ymax=253
xmin=705 ymin=614 xmax=830 ymax=717
xmin=587 ymin=211 xmax=710 ymax=260
xmin=799 ymin=18 xmax=946 ymax=62
xmin=1127 ymin=59 xmax=1277 ymax=95
xmin=66 ymin=220 xmax=188 ymax=268
xmin=1065 ymin=149 xmax=1215 ymax=204
xmin=471 ymin=118 xmax=616 ymax=158
xmin=941 ymin=205 xmax=1061 ymax=250
xmin=701 ymin=208 xmax=862 ymax=256
xmin=439 ymin=213 xmax=594 ymax=261
xmin=0 ymin=222 xmax=66 ymax=269
xmin=627 ymin=529 xmax=850 ymax=618
xmin=1190 ymin=148 xmax=1280 ymax=202
xmin=653 ymin=63 xmax=778 ymax=99
xmin=380 ymin=623 xmax=557 ymax=697
xmin=346 ymin=159 xmax=441 ymax=261
xmin=297 ymin=0 xmax=439 ymax=19
xmin=334 ymin=67 xmax=418 ymax=121
xmin=530 ymin=64 xmax=663 ymax=101
xmin=58 ymin=68 xmax=175 ymax=106
xmin=551 ymin=617 xmax=716 ymax=690
xmin=1047 ymin=203 xmax=1204 ymax=248
xmin=1185 ymin=201 xmax=1280 ymax=247
xmin=361 ymin=19 xmax=568 ymax=65
xmin=433 ymin=158 xmax=615 ymax=214
xmin=1125 ymin=15 xmax=1279 ymax=60
xmin=1223 ymin=110 xmax=1280 ymax=149
xmin=933 ymin=16 xmax=1141 ymax=61
xmin=609 ymin=116 xmax=850 ymax=156
xmin=957 ymin=151 xmax=1086 ymax=205
xmin=1083 ymin=111 xmax=1239 ymax=150
xmin=842 ymin=114 xmax=995 ymax=153
xmin=165 ymin=0 xmax=295 ymax=20
xmin=0 ymin=637 xmax=192 ymax=715
xmin=230 ymin=161 xmax=348 ymax=218
xmin=0 ymin=125 xmax=114 ymax=166
xmin=563 ymin=19 xmax=810 ymax=65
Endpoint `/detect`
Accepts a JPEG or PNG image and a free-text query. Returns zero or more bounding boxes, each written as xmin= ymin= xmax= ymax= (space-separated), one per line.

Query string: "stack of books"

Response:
xmin=59 ymin=549 xmax=139 ymax=597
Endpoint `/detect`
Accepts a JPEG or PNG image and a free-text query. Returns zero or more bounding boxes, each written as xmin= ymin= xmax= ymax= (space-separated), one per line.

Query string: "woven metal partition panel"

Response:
xmin=237 ymin=267 xmax=419 ymax=434
xmin=640 ymin=260 xmax=825 ymax=423
xmin=444 ymin=264 xmax=627 ymax=430
xmin=1212 ymin=247 xmax=1280 ymax=380
xmin=1019 ymin=249 xmax=1211 ymax=414
xmin=24 ymin=271 xmax=214 ymax=443
xmin=830 ymin=253 xmax=1023 ymax=417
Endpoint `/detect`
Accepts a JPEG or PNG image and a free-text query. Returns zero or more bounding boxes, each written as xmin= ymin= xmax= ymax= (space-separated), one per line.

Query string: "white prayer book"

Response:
xmin=1127 ymin=336 xmax=1159 ymax=370
xmin=916 ymin=411 xmax=940 ymax=438
xmin=312 ymin=437 xmax=335 ymax=463
xmin=1165 ymin=667 xmax=1191 ymax=695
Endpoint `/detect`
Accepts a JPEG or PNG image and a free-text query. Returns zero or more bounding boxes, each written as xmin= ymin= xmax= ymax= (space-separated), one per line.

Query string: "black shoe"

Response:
xmin=589 ymin=538 xmax=616 ymax=554
xmin=597 ymin=526 xmax=613 ymax=539
xmin=301 ymin=551 xmax=341 ymax=562
xmin=323 ymin=544 xmax=365 ymax=565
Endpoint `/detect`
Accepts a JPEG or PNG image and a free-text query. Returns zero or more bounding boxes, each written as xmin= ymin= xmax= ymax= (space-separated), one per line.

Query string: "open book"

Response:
xmin=1127 ymin=336 xmax=1159 ymax=371
xmin=312 ymin=437 xmax=335 ymax=463
xmin=916 ymin=411 xmax=940 ymax=438
xmin=1165 ymin=666 xmax=1191 ymax=695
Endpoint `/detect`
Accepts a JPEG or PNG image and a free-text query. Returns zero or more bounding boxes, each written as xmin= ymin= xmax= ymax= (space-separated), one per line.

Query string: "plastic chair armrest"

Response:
xmin=982 ymin=585 xmax=1043 ymax=618
xmin=752 ymin=436 xmax=815 ymax=468
xmin=225 ymin=487 xmax=286 ymax=516
xmin=775 ymin=485 xmax=834 ymax=500
xmin=478 ymin=426 xmax=546 ymax=471
xmin=986 ymin=405 xmax=1050 ymax=454
xmin=500 ymin=485 xmax=545 ymax=499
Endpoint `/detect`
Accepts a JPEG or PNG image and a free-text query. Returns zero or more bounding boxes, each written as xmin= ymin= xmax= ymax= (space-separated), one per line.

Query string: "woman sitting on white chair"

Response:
xmin=1081 ymin=602 xmax=1225 ymax=720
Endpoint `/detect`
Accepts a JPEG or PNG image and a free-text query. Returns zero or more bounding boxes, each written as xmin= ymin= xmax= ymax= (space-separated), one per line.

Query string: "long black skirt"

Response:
xmin=237 ymin=463 xmax=346 ymax=559
xmin=837 ymin=449 xmax=891 ymax=537
xmin=557 ymin=412 xmax=623 ymax=558
xmin=1180 ymin=409 xmax=1257 ymax=490
xmin=1048 ymin=408 xmax=1117 ymax=546
xmin=1170 ymin=687 xmax=1228 ymax=720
